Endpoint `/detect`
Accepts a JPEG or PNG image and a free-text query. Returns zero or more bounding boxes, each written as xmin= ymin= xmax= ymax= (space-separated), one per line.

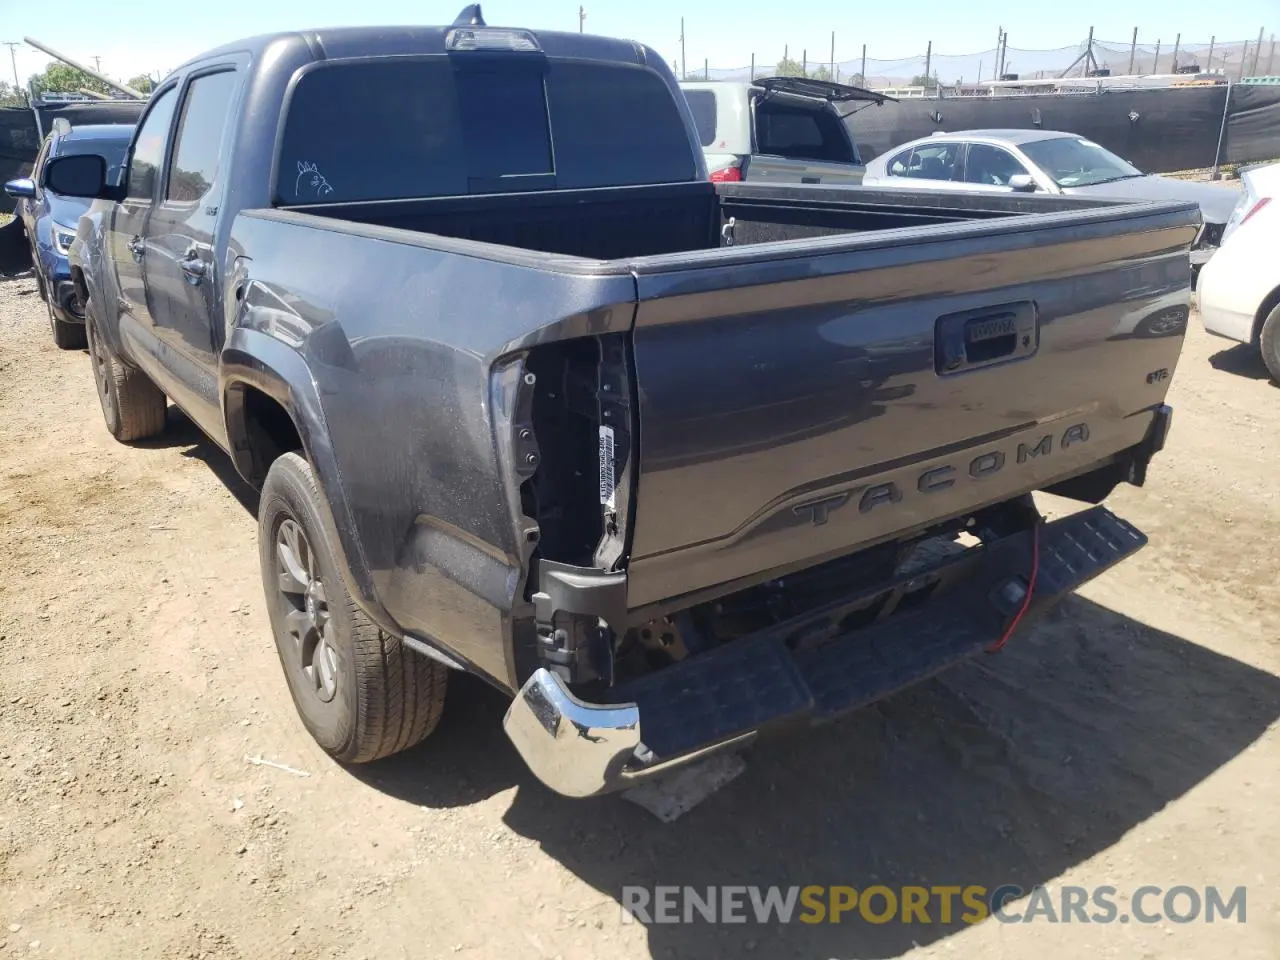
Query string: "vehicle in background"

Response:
xmin=48 ymin=9 xmax=1194 ymax=798
xmin=679 ymin=77 xmax=892 ymax=185
xmin=862 ymin=129 xmax=1239 ymax=280
xmin=2 ymin=121 xmax=133 ymax=348
xmin=1197 ymin=161 xmax=1280 ymax=381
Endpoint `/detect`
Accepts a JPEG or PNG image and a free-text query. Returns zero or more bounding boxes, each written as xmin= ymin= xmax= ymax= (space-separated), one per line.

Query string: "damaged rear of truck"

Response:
xmin=227 ymin=175 xmax=1191 ymax=797
xmin=53 ymin=15 xmax=1195 ymax=797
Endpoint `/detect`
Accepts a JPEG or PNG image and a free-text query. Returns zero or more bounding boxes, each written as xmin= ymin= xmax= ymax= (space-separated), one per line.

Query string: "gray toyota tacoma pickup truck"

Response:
xmin=36 ymin=7 xmax=1194 ymax=797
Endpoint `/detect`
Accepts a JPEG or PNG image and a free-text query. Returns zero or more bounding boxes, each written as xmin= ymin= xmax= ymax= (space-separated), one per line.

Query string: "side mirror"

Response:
xmin=44 ymin=154 xmax=116 ymax=199
xmin=3 ymin=177 xmax=35 ymax=199
xmin=1008 ymin=173 xmax=1037 ymax=193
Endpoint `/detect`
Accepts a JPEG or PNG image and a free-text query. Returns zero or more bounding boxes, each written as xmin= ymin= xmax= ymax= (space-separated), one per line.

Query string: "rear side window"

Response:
xmin=684 ymin=90 xmax=717 ymax=147
xmin=167 ymin=70 xmax=239 ymax=203
xmin=277 ymin=56 xmax=697 ymax=204
xmin=754 ymin=99 xmax=855 ymax=164
xmin=888 ymin=143 xmax=960 ymax=181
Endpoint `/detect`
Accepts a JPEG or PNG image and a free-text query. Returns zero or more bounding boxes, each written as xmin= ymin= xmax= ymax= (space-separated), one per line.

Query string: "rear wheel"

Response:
xmin=1260 ymin=305 xmax=1280 ymax=385
xmin=85 ymin=300 xmax=167 ymax=441
xmin=258 ymin=452 xmax=448 ymax=763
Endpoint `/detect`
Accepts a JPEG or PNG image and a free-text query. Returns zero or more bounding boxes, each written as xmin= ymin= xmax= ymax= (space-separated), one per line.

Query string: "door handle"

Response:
xmin=180 ymin=251 xmax=207 ymax=285
xmin=127 ymin=235 xmax=144 ymax=262
xmin=935 ymin=302 xmax=1039 ymax=375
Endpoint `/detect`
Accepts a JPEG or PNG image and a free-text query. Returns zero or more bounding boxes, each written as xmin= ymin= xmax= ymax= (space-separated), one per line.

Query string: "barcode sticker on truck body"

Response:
xmin=599 ymin=425 xmax=616 ymax=509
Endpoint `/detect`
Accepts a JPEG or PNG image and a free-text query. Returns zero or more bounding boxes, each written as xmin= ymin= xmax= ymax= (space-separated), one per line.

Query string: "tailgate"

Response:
xmin=624 ymin=203 xmax=1196 ymax=611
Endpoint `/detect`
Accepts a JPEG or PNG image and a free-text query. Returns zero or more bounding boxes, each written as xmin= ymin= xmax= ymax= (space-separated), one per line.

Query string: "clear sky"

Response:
xmin=1 ymin=0 xmax=1274 ymax=86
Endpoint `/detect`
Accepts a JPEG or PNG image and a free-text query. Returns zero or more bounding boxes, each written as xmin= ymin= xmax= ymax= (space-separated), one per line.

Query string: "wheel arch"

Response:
xmin=221 ymin=326 xmax=394 ymax=633
xmin=1252 ymin=283 xmax=1280 ymax=345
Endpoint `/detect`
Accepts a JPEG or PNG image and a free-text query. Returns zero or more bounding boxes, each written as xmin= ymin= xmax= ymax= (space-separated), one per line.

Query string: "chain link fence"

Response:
xmin=680 ymin=34 xmax=1277 ymax=87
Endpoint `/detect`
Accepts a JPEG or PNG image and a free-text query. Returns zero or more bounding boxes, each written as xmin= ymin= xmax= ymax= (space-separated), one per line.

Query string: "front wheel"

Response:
xmin=49 ymin=299 xmax=86 ymax=350
xmin=257 ymin=452 xmax=448 ymax=763
xmin=85 ymin=300 xmax=166 ymax=441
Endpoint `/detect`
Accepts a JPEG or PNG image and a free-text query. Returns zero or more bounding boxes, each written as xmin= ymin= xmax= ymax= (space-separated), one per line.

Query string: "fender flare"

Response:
xmin=220 ymin=326 xmax=397 ymax=635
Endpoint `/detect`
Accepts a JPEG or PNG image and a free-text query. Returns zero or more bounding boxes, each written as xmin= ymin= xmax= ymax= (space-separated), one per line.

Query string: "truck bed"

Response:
xmin=229 ymin=183 xmax=1195 ymax=685
xmin=277 ymin=180 xmax=1129 ymax=260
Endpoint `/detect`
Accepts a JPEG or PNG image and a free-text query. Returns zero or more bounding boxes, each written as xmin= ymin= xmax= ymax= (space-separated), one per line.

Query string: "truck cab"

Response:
xmin=679 ymin=76 xmax=892 ymax=186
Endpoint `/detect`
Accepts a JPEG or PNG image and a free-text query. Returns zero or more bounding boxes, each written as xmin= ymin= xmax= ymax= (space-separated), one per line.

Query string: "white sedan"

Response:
xmin=1197 ymin=162 xmax=1280 ymax=382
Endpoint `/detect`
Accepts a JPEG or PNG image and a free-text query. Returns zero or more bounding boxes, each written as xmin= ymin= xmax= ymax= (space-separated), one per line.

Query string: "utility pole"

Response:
xmin=1153 ymin=39 xmax=1161 ymax=74
xmin=803 ymin=48 xmax=807 ymax=76
xmin=1268 ymin=34 xmax=1276 ymax=75
xmin=860 ymin=43 xmax=867 ymax=84
xmin=750 ymin=53 xmax=755 ymax=80
xmin=1171 ymin=33 xmax=1180 ymax=73
xmin=1207 ymin=36 xmax=1215 ymax=72
xmin=3 ymin=42 xmax=20 ymax=93
xmin=1083 ymin=26 xmax=1094 ymax=76
xmin=679 ymin=18 xmax=686 ymax=80
xmin=830 ymin=31 xmax=835 ymax=79
xmin=92 ymin=55 xmax=101 ymax=72
xmin=1251 ymin=26 xmax=1265 ymax=75
xmin=1240 ymin=41 xmax=1249 ymax=80
xmin=1128 ymin=27 xmax=1138 ymax=75
xmin=577 ymin=6 xmax=584 ymax=33
xmin=924 ymin=39 xmax=932 ymax=87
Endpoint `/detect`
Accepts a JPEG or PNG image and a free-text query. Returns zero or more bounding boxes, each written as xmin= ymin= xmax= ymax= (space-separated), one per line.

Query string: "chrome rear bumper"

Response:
xmin=503 ymin=668 xmax=751 ymax=798
xmin=504 ymin=504 xmax=1150 ymax=798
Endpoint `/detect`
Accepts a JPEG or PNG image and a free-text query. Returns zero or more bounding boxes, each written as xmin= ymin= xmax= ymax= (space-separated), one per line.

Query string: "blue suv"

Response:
xmin=4 ymin=121 xmax=133 ymax=348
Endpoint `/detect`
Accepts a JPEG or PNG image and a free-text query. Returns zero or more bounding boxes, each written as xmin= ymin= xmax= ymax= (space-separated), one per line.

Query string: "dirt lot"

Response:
xmin=0 ymin=275 xmax=1277 ymax=960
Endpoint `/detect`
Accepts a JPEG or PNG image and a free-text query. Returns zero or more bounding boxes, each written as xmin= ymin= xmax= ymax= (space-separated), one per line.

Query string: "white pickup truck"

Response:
xmin=679 ymin=76 xmax=892 ymax=185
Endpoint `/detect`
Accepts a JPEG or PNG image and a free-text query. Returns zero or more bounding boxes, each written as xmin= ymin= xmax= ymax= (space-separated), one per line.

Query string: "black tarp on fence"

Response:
xmin=1 ymin=100 xmax=146 ymax=213
xmin=850 ymin=83 xmax=1280 ymax=174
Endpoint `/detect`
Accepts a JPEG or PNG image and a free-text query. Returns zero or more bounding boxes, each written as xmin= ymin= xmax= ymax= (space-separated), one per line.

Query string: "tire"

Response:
xmin=49 ymin=299 xmax=86 ymax=350
xmin=85 ymin=300 xmax=167 ymax=442
xmin=258 ymin=452 xmax=447 ymax=763
xmin=1259 ymin=304 xmax=1280 ymax=385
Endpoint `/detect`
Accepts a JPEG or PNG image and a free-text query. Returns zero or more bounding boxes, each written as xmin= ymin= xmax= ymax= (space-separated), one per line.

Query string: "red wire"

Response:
xmin=985 ymin=521 xmax=1040 ymax=653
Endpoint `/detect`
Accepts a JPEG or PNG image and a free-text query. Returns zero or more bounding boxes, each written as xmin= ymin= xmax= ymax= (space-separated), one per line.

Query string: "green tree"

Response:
xmin=33 ymin=63 xmax=114 ymax=98
xmin=775 ymin=57 xmax=806 ymax=78
xmin=909 ymin=73 xmax=940 ymax=90
xmin=126 ymin=74 xmax=154 ymax=94
xmin=0 ymin=80 xmax=26 ymax=106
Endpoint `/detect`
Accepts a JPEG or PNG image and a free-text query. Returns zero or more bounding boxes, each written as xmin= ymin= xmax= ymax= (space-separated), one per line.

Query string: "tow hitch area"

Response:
xmin=504 ymin=505 xmax=1146 ymax=797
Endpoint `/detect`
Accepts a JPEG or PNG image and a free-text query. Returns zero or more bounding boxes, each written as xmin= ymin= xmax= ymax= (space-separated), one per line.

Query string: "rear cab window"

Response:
xmin=276 ymin=56 xmax=697 ymax=204
xmin=753 ymin=96 xmax=856 ymax=164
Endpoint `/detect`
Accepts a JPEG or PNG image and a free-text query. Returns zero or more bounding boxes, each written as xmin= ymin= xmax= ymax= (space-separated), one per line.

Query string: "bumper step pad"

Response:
xmin=610 ymin=506 xmax=1145 ymax=761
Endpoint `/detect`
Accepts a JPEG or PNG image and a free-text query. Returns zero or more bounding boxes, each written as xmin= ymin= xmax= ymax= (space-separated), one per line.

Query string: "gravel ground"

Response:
xmin=0 ymin=273 xmax=1277 ymax=960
